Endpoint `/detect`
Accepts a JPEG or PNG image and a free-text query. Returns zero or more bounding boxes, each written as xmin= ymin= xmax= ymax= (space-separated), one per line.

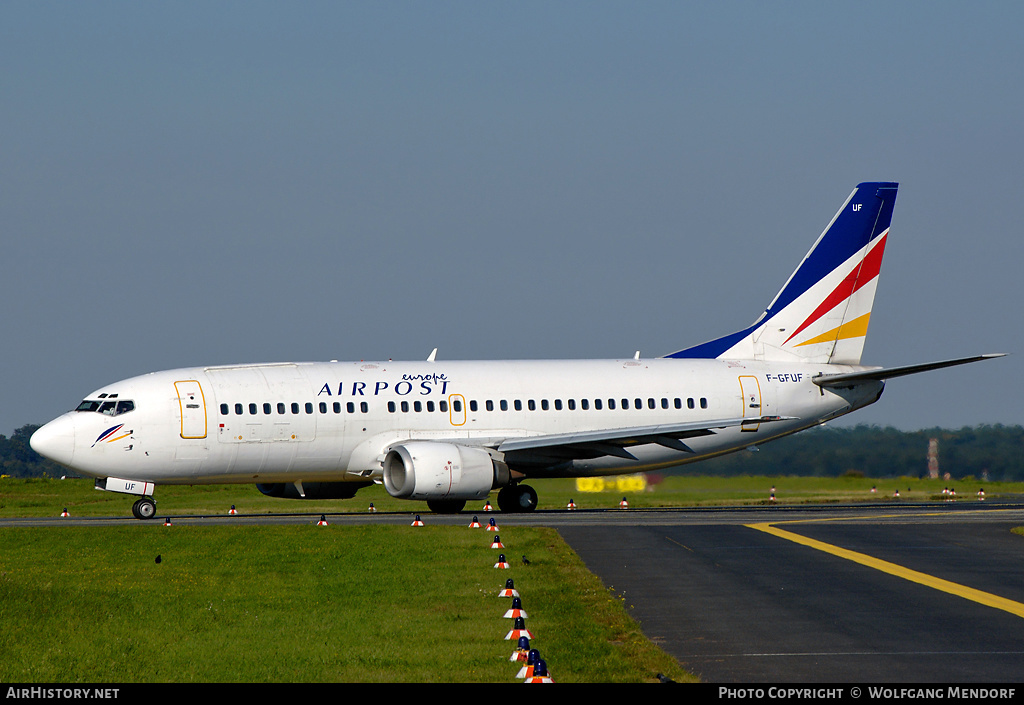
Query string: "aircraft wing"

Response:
xmin=494 ymin=415 xmax=794 ymax=462
xmin=812 ymin=353 xmax=1006 ymax=389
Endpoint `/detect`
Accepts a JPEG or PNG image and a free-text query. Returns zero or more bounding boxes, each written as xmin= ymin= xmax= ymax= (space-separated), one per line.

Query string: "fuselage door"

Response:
xmin=174 ymin=380 xmax=208 ymax=439
xmin=738 ymin=375 xmax=762 ymax=432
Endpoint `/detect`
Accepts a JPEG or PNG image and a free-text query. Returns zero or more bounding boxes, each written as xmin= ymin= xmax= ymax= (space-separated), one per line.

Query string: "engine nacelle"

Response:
xmin=382 ymin=442 xmax=508 ymax=501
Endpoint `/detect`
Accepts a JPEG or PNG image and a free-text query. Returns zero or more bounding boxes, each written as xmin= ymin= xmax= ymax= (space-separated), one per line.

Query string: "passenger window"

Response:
xmin=278 ymin=402 xmax=286 ymax=414
xmin=568 ymin=399 xmax=576 ymax=410
xmin=319 ymin=402 xmax=327 ymax=413
xmin=486 ymin=400 xmax=494 ymax=411
xmin=440 ymin=400 xmax=449 ymax=412
xmin=305 ymin=403 xmax=313 ymax=414
xmin=581 ymin=399 xmax=589 ymax=410
xmin=648 ymin=398 xmax=656 ymax=409
xmin=264 ymin=403 xmax=272 ymax=414
xmin=594 ymin=399 xmax=602 ymax=410
xmin=500 ymin=400 xmax=509 ymax=411
xmin=347 ymin=402 xmax=355 ymax=413
xmin=674 ymin=398 xmax=682 ymax=409
xmin=333 ymin=402 xmax=341 ymax=413
xmin=453 ymin=399 xmax=461 ymax=412
xmin=688 ymin=398 xmax=695 ymax=409
xmin=235 ymin=403 xmax=244 ymax=415
xmin=220 ymin=403 xmax=229 ymax=415
xmin=608 ymin=399 xmax=616 ymax=410
xmin=554 ymin=399 xmax=562 ymax=411
xmin=700 ymin=398 xmax=708 ymax=409
xmin=414 ymin=401 xmax=423 ymax=412
xmin=291 ymin=403 xmax=300 ymax=414
xmin=470 ymin=400 xmax=478 ymax=412
xmin=427 ymin=401 xmax=435 ymax=412
xmin=388 ymin=401 xmax=396 ymax=413
xmin=401 ymin=401 xmax=409 ymax=413
xmin=622 ymin=398 xmax=629 ymax=410
xmin=514 ymin=400 xmax=522 ymax=411
xmin=360 ymin=402 xmax=369 ymax=413
xmin=528 ymin=400 xmax=536 ymax=411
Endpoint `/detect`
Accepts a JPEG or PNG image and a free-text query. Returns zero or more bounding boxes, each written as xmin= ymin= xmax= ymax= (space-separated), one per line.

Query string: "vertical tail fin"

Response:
xmin=666 ymin=182 xmax=898 ymax=364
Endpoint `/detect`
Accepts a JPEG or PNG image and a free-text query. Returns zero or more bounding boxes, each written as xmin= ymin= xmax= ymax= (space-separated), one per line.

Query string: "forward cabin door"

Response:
xmin=174 ymin=380 xmax=208 ymax=439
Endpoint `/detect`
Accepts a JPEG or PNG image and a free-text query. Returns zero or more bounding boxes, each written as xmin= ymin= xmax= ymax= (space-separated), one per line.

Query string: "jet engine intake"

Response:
xmin=382 ymin=442 xmax=508 ymax=501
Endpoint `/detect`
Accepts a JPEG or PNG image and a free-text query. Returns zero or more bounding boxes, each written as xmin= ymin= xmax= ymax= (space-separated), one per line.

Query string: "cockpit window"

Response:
xmin=76 ymin=399 xmax=136 ymax=416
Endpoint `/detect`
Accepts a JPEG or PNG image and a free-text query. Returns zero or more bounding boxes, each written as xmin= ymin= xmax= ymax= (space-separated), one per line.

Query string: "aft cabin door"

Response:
xmin=175 ymin=380 xmax=208 ymax=439
xmin=738 ymin=376 xmax=762 ymax=432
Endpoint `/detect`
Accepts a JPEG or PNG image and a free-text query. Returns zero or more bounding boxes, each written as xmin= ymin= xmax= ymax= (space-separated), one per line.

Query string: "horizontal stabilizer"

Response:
xmin=812 ymin=354 xmax=1006 ymax=389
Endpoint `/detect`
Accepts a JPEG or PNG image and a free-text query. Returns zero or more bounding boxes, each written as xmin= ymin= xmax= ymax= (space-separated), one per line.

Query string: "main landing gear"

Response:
xmin=132 ymin=497 xmax=157 ymax=520
xmin=497 ymin=483 xmax=538 ymax=513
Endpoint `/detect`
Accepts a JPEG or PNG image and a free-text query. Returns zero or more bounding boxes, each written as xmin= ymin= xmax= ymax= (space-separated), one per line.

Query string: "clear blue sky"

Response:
xmin=2 ymin=1 xmax=1020 ymax=436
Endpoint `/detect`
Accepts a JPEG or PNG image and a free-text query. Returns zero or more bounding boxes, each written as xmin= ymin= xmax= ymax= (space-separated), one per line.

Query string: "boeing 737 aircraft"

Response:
xmin=31 ymin=182 xmax=1003 ymax=518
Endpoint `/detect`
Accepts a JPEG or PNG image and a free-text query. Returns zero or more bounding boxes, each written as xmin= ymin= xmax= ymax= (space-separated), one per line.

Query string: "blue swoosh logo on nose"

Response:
xmin=93 ymin=424 xmax=124 ymax=446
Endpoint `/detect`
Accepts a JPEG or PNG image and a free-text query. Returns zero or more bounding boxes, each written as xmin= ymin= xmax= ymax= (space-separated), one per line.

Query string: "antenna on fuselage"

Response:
xmin=427 ymin=348 xmax=438 ymax=362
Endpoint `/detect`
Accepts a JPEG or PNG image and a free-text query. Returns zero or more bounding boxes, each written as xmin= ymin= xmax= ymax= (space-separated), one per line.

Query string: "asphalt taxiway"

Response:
xmin=5 ymin=501 xmax=1024 ymax=683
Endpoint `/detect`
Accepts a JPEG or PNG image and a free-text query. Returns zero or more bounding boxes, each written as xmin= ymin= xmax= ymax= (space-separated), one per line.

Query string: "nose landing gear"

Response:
xmin=132 ymin=497 xmax=157 ymax=520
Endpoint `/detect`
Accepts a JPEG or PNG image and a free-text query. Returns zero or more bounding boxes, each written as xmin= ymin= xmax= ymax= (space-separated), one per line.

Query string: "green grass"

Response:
xmin=3 ymin=475 xmax=1022 ymax=683
xmin=0 ymin=524 xmax=689 ymax=683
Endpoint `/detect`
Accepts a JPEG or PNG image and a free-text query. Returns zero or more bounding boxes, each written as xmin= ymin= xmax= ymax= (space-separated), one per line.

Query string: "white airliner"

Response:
xmin=31 ymin=182 xmax=1003 ymax=519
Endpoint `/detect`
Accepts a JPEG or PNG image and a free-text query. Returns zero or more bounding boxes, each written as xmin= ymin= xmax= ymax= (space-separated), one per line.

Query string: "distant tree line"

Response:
xmin=680 ymin=424 xmax=1024 ymax=482
xmin=1 ymin=425 xmax=67 ymax=478
xmin=3 ymin=423 xmax=1023 ymax=482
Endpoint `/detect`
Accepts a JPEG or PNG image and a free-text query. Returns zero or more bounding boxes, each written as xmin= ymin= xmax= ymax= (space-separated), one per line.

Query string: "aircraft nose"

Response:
xmin=30 ymin=415 xmax=77 ymax=467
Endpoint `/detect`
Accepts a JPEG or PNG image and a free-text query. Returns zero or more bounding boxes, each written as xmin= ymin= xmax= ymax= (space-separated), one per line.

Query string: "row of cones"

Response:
xmin=491 ymin=529 xmax=552 ymax=683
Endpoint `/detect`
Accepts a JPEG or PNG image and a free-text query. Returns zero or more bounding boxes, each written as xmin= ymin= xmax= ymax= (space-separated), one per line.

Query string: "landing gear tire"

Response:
xmin=132 ymin=497 xmax=157 ymax=520
xmin=426 ymin=499 xmax=466 ymax=514
xmin=497 ymin=484 xmax=538 ymax=513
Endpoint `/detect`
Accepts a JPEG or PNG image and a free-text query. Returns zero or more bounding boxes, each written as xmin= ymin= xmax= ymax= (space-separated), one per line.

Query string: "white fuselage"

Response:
xmin=33 ymin=357 xmax=883 ymax=485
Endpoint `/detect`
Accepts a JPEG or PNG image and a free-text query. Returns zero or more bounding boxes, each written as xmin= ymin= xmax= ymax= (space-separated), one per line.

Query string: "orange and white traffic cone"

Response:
xmin=510 ymin=636 xmax=531 ymax=662
xmin=619 ymin=497 xmax=629 ymax=509
xmin=229 ymin=505 xmax=238 ymax=515
xmin=491 ymin=535 xmax=505 ymax=549
xmin=487 ymin=518 xmax=500 ymax=532
xmin=60 ymin=508 xmax=69 ymax=518
xmin=468 ymin=515 xmax=481 ymax=528
xmin=503 ymin=596 xmax=528 ymax=619
xmin=499 ymin=578 xmax=519 ymax=597
xmin=516 ymin=649 xmax=540 ymax=679
xmin=505 ymin=616 xmax=533 ymax=640
xmin=524 ymin=658 xmax=553 ymax=683
xmin=566 ymin=499 xmax=576 ymax=510
xmin=317 ymin=515 xmax=329 ymax=526
xmin=494 ymin=554 xmax=511 ymax=569
xmin=411 ymin=514 xmax=424 ymax=526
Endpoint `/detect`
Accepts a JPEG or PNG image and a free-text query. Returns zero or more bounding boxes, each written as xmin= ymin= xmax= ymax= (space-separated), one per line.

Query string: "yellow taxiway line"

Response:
xmin=747 ymin=520 xmax=1024 ymax=619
